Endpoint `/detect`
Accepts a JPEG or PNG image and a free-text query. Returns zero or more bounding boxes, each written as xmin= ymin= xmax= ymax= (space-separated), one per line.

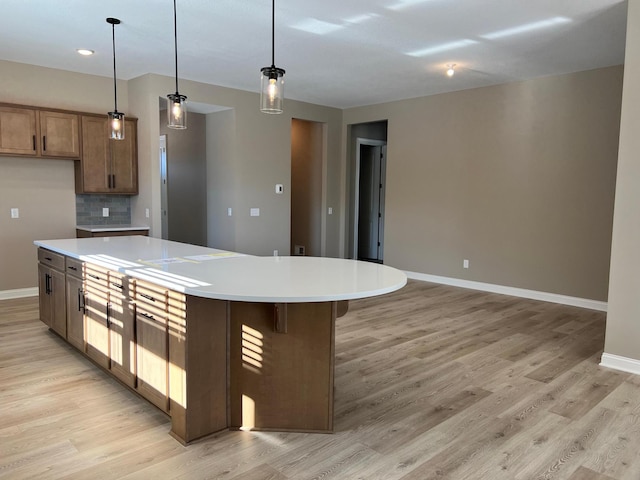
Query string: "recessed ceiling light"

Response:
xmin=76 ymin=49 xmax=95 ymax=56
xmin=446 ymin=64 xmax=456 ymax=77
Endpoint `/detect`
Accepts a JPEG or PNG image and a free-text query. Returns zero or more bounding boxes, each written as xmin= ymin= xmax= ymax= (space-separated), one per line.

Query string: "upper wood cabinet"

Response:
xmin=0 ymin=106 xmax=37 ymax=155
xmin=39 ymin=110 xmax=80 ymax=158
xmin=0 ymin=105 xmax=80 ymax=159
xmin=75 ymin=115 xmax=138 ymax=195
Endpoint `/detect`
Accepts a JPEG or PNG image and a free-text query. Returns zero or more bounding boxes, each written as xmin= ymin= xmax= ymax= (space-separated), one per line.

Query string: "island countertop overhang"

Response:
xmin=34 ymin=236 xmax=407 ymax=303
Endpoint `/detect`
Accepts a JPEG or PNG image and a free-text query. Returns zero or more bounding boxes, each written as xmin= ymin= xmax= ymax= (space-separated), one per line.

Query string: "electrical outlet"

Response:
xmin=273 ymin=250 xmax=279 ymax=256
xmin=250 ymin=208 xmax=260 ymax=217
xmin=145 ymin=208 xmax=150 ymax=218
xmin=102 ymin=207 xmax=109 ymax=217
xmin=328 ymin=207 xmax=333 ymax=215
xmin=10 ymin=208 xmax=19 ymax=219
xmin=228 ymin=207 xmax=233 ymax=217
xmin=294 ymin=245 xmax=305 ymax=256
xmin=463 ymin=259 xmax=469 ymax=269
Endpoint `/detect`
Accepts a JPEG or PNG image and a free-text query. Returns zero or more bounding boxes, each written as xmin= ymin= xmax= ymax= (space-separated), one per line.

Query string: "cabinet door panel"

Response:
xmin=79 ymin=116 xmax=110 ymax=193
xmin=136 ymin=310 xmax=169 ymax=412
xmin=50 ymin=268 xmax=67 ymax=338
xmin=40 ymin=111 xmax=80 ymax=158
xmin=111 ymin=119 xmax=138 ymax=193
xmin=84 ymin=286 xmax=110 ymax=369
xmin=109 ymin=292 xmax=136 ymax=388
xmin=66 ymin=275 xmax=85 ymax=351
xmin=0 ymin=107 xmax=37 ymax=155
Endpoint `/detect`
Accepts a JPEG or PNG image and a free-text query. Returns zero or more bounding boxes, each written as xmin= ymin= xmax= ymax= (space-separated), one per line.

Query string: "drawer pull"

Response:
xmin=68 ymin=266 xmax=78 ymax=271
xmin=45 ymin=257 xmax=52 ymax=261
xmin=139 ymin=293 xmax=156 ymax=302
xmin=87 ymin=273 xmax=100 ymax=280
xmin=111 ymin=282 xmax=123 ymax=290
xmin=139 ymin=312 xmax=154 ymax=320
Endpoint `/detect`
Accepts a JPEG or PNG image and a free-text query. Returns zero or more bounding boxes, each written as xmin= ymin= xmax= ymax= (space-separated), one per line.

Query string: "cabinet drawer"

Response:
xmin=85 ymin=263 xmax=109 ymax=290
xmin=38 ymin=248 xmax=65 ymax=270
xmin=66 ymin=257 xmax=84 ymax=278
xmin=135 ymin=279 xmax=169 ymax=312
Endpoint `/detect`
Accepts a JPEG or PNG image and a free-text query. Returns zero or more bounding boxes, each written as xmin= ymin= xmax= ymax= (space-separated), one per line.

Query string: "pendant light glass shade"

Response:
xmin=108 ymin=111 xmax=125 ymax=140
xmin=260 ymin=66 xmax=285 ymax=114
xmin=167 ymin=0 xmax=187 ymax=129
xmin=167 ymin=93 xmax=187 ymax=129
xmin=260 ymin=0 xmax=285 ymax=114
xmin=106 ymin=18 xmax=125 ymax=140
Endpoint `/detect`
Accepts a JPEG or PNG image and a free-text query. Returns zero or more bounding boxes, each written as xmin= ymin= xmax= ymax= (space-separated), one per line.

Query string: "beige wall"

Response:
xmin=343 ymin=66 xmax=623 ymax=301
xmin=604 ymin=1 xmax=640 ymax=360
xmin=0 ymin=61 xmax=129 ymax=291
xmin=127 ymin=74 xmax=343 ymax=258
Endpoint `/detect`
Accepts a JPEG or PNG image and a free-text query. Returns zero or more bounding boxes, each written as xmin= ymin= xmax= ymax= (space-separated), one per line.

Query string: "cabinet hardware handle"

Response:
xmin=111 ymin=282 xmax=123 ymax=290
xmin=106 ymin=303 xmax=111 ymax=325
xmin=108 ymin=174 xmax=112 ymax=189
xmin=32 ymin=135 xmax=36 ymax=151
xmin=68 ymin=266 xmax=78 ymax=271
xmin=139 ymin=293 xmax=156 ymax=302
xmin=112 ymin=175 xmax=116 ymax=188
xmin=45 ymin=257 xmax=52 ymax=261
xmin=87 ymin=273 xmax=100 ymax=280
xmin=78 ymin=288 xmax=85 ymax=312
xmin=45 ymin=273 xmax=51 ymax=294
xmin=140 ymin=312 xmax=154 ymax=320
xmin=42 ymin=136 xmax=46 ymax=151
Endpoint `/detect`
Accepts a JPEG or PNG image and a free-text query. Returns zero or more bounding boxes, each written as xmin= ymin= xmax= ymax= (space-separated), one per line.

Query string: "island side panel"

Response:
xmin=169 ymin=295 xmax=228 ymax=443
xmin=229 ymin=301 xmax=335 ymax=433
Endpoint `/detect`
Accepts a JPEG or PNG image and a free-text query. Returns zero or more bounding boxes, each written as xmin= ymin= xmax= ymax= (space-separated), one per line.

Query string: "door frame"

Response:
xmin=353 ymin=138 xmax=387 ymax=260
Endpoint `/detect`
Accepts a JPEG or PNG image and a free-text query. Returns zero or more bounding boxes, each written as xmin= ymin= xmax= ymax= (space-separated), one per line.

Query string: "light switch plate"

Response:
xmin=250 ymin=208 xmax=260 ymax=217
xmin=10 ymin=208 xmax=19 ymax=219
xmin=275 ymin=184 xmax=284 ymax=194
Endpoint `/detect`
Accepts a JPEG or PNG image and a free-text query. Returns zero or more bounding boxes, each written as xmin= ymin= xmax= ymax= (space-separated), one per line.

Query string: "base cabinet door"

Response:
xmin=38 ymin=262 xmax=66 ymax=337
xmin=136 ymin=310 xmax=169 ymax=412
xmin=84 ymin=267 xmax=110 ymax=369
xmin=65 ymin=275 xmax=85 ymax=351
xmin=108 ymin=275 xmax=136 ymax=388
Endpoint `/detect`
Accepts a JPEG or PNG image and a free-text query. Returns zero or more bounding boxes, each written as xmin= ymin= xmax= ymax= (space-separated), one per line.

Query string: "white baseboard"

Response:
xmin=0 ymin=287 xmax=38 ymax=301
xmin=600 ymin=353 xmax=640 ymax=375
xmin=404 ymin=271 xmax=607 ymax=312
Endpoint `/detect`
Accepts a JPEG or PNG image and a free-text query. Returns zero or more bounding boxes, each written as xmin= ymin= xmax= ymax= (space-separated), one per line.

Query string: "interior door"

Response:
xmin=357 ymin=144 xmax=386 ymax=263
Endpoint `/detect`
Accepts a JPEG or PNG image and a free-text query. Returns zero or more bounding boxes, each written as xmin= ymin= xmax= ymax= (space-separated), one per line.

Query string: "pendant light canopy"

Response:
xmin=107 ymin=18 xmax=125 ymax=140
xmin=167 ymin=0 xmax=187 ymax=129
xmin=260 ymin=0 xmax=285 ymax=114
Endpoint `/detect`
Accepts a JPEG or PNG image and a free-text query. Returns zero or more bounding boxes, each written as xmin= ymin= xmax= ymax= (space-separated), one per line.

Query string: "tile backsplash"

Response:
xmin=76 ymin=195 xmax=131 ymax=225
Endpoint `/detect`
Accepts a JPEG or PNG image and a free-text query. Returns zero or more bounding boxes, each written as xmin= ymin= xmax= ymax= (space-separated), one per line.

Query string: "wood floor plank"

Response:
xmin=2 ymin=281 xmax=640 ymax=480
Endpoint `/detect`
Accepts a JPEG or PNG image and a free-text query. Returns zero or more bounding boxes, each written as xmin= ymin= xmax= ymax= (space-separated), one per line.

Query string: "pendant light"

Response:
xmin=167 ymin=0 xmax=187 ymax=129
xmin=106 ymin=18 xmax=125 ymax=140
xmin=260 ymin=0 xmax=285 ymax=114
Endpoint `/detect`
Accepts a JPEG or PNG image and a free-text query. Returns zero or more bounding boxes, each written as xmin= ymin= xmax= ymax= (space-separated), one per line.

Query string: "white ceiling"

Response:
xmin=0 ymin=0 xmax=627 ymax=109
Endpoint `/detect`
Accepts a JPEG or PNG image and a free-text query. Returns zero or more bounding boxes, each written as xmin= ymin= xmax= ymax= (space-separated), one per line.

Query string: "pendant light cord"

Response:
xmin=271 ymin=0 xmax=276 ymax=67
xmin=111 ymin=22 xmax=118 ymax=112
xmin=173 ymin=0 xmax=179 ymax=93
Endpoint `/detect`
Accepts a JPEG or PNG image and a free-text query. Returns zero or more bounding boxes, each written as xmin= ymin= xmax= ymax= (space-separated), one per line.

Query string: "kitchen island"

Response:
xmin=34 ymin=236 xmax=407 ymax=443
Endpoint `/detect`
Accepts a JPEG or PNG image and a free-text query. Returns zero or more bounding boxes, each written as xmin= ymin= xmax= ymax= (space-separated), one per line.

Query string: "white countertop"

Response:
xmin=76 ymin=225 xmax=150 ymax=232
xmin=34 ymin=236 xmax=407 ymax=303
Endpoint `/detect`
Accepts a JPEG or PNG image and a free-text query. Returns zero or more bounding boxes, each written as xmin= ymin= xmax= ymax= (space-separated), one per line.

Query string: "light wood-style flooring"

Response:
xmin=2 ymin=280 xmax=640 ymax=479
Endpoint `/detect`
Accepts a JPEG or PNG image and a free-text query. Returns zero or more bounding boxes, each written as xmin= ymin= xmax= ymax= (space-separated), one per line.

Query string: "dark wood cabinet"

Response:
xmin=0 ymin=106 xmax=37 ymax=155
xmin=39 ymin=110 xmax=80 ymax=159
xmin=76 ymin=116 xmax=138 ymax=194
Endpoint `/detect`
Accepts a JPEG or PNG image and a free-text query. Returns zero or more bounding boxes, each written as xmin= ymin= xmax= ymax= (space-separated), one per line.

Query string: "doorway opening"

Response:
xmin=355 ymin=139 xmax=387 ymax=263
xmin=348 ymin=120 xmax=388 ymax=263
